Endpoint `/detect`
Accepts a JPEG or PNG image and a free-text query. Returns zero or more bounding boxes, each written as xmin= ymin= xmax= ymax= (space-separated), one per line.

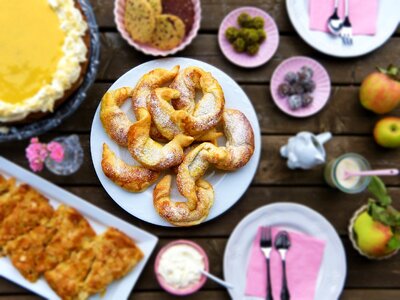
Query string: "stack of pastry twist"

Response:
xmin=100 ymin=65 xmax=255 ymax=226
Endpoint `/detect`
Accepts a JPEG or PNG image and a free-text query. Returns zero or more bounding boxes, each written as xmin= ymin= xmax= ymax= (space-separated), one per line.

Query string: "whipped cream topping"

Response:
xmin=0 ymin=0 xmax=88 ymax=122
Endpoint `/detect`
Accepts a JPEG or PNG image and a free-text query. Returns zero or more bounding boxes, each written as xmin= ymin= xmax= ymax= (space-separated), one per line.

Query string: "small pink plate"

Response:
xmin=270 ymin=56 xmax=331 ymax=118
xmin=154 ymin=240 xmax=209 ymax=296
xmin=218 ymin=7 xmax=279 ymax=68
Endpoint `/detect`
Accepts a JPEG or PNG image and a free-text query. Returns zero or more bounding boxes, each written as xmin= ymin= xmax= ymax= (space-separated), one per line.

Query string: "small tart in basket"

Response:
xmin=0 ymin=0 xmax=90 ymax=123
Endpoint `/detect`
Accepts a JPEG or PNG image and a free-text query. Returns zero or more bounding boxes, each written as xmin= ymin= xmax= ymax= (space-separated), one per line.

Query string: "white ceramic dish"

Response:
xmin=0 ymin=156 xmax=158 ymax=300
xmin=90 ymin=57 xmax=261 ymax=227
xmin=286 ymin=0 xmax=400 ymax=57
xmin=223 ymin=203 xmax=347 ymax=300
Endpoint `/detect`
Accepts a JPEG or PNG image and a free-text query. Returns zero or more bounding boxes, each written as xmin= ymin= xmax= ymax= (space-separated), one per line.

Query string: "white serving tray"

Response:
xmin=0 ymin=156 xmax=158 ymax=300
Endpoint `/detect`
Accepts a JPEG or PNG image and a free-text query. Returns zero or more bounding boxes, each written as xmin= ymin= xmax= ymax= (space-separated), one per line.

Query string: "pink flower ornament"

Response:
xmin=47 ymin=142 xmax=65 ymax=163
xmin=25 ymin=137 xmax=64 ymax=172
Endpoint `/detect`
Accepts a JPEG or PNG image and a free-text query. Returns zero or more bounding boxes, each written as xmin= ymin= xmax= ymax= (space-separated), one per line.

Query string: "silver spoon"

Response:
xmin=275 ymin=231 xmax=291 ymax=300
xmin=198 ymin=268 xmax=234 ymax=289
xmin=327 ymin=0 xmax=343 ymax=35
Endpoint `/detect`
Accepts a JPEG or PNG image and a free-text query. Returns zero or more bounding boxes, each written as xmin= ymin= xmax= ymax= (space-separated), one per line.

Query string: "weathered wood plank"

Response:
xmin=97 ymin=33 xmax=400 ymax=84
xmin=1 ymin=237 xmax=400 ymax=294
xmin=53 ymin=83 xmax=400 ymax=135
xmin=29 ymin=186 xmax=400 ymax=238
xmin=0 ymin=182 xmax=397 ymax=238
xmin=1 ymin=136 xmax=399 ymax=186
xmin=92 ymin=0 xmax=293 ymax=32
xmin=91 ymin=0 xmax=400 ymax=36
xmin=1 ymin=289 xmax=400 ymax=300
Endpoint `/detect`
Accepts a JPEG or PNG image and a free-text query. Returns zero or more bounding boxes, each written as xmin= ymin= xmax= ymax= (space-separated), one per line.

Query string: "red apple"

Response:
xmin=374 ymin=117 xmax=400 ymax=148
xmin=360 ymin=66 xmax=400 ymax=114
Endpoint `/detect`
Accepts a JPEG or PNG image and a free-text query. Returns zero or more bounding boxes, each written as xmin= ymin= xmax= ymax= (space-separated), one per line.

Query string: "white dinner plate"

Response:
xmin=0 ymin=156 xmax=158 ymax=300
xmin=223 ymin=203 xmax=347 ymax=300
xmin=90 ymin=57 xmax=261 ymax=227
xmin=286 ymin=0 xmax=400 ymax=57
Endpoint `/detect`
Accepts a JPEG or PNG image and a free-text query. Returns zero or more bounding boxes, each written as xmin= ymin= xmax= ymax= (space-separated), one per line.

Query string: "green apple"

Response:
xmin=373 ymin=117 xmax=400 ymax=148
xmin=353 ymin=211 xmax=393 ymax=257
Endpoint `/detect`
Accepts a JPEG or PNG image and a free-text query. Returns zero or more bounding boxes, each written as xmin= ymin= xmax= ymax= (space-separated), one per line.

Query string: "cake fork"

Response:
xmin=260 ymin=226 xmax=274 ymax=300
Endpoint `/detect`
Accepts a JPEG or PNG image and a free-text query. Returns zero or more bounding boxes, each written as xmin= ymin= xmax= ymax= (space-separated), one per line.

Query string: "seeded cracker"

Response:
xmin=147 ymin=0 xmax=162 ymax=15
xmin=151 ymin=14 xmax=186 ymax=50
xmin=124 ymin=0 xmax=156 ymax=44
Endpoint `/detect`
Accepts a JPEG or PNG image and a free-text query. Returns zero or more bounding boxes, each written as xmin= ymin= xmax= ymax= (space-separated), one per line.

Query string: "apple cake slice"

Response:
xmin=36 ymin=205 xmax=96 ymax=273
xmin=3 ymin=204 xmax=90 ymax=282
xmin=45 ymin=241 xmax=96 ymax=300
xmin=0 ymin=186 xmax=54 ymax=254
xmin=77 ymin=228 xmax=144 ymax=299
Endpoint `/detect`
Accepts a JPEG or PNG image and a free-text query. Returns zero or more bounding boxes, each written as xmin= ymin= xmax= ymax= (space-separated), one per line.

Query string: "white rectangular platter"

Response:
xmin=0 ymin=156 xmax=158 ymax=300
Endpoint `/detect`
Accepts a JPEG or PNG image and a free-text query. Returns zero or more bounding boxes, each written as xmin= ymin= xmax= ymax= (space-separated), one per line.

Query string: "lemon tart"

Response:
xmin=0 ymin=0 xmax=90 ymax=123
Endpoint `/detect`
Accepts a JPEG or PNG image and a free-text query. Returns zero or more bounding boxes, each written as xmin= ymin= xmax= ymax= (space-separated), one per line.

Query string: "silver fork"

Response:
xmin=260 ymin=226 xmax=274 ymax=300
xmin=340 ymin=0 xmax=353 ymax=45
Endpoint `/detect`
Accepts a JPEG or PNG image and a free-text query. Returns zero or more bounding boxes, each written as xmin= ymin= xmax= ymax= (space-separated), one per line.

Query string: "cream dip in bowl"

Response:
xmin=155 ymin=240 xmax=209 ymax=296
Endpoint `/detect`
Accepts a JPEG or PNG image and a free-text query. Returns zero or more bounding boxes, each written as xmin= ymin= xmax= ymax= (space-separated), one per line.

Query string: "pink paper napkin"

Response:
xmin=245 ymin=227 xmax=326 ymax=300
xmin=309 ymin=0 xmax=378 ymax=35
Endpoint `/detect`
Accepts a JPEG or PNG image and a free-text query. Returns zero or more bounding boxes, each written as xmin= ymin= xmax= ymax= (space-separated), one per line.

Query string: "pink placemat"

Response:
xmin=309 ymin=0 xmax=378 ymax=35
xmin=245 ymin=227 xmax=326 ymax=300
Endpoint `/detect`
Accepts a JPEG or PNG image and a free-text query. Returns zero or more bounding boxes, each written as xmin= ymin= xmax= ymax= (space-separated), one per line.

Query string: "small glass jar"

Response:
xmin=45 ymin=135 xmax=83 ymax=176
xmin=324 ymin=153 xmax=371 ymax=194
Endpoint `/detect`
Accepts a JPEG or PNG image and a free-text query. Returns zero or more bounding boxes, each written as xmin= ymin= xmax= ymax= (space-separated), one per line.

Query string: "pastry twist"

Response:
xmin=101 ymin=143 xmax=159 ymax=192
xmin=171 ymin=68 xmax=225 ymax=136
xmin=127 ymin=108 xmax=193 ymax=171
xmin=100 ymin=87 xmax=133 ymax=147
xmin=153 ymin=175 xmax=214 ymax=227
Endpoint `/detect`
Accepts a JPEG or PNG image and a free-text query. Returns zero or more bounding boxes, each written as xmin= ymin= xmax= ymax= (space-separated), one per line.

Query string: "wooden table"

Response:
xmin=1 ymin=1 xmax=400 ymax=299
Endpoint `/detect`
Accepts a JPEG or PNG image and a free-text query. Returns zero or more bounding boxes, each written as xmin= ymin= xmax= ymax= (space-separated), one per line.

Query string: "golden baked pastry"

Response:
xmin=148 ymin=87 xmax=182 ymax=140
xmin=170 ymin=66 xmax=202 ymax=114
xmin=0 ymin=176 xmax=20 ymax=223
xmin=101 ymin=143 xmax=159 ymax=192
xmin=172 ymin=68 xmax=225 ymax=135
xmin=45 ymin=242 xmax=95 ymax=300
xmin=36 ymin=205 xmax=95 ymax=273
xmin=195 ymin=127 xmax=223 ymax=145
xmin=0 ymin=0 xmax=89 ymax=123
xmin=127 ymin=108 xmax=193 ymax=170
xmin=4 ymin=224 xmax=56 ymax=282
xmin=78 ymin=228 xmax=144 ymax=299
xmin=176 ymin=142 xmax=226 ymax=210
xmin=132 ymin=66 xmax=179 ymax=117
xmin=132 ymin=66 xmax=180 ymax=141
xmin=153 ymin=175 xmax=214 ymax=226
xmin=149 ymin=87 xmax=224 ymax=142
xmin=100 ymin=87 xmax=133 ymax=147
xmin=3 ymin=206 xmax=75 ymax=282
xmin=0 ymin=174 xmax=144 ymax=298
xmin=0 ymin=186 xmax=54 ymax=254
xmin=98 ymin=65 xmax=255 ymax=227
xmin=205 ymin=109 xmax=255 ymax=171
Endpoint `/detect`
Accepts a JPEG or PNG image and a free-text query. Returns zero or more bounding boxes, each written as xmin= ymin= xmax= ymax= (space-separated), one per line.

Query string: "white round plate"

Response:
xmin=224 ymin=203 xmax=347 ymax=300
xmin=90 ymin=57 xmax=261 ymax=227
xmin=286 ymin=0 xmax=400 ymax=57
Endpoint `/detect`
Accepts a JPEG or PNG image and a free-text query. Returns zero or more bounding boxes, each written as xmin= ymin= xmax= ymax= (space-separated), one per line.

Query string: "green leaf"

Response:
xmin=377 ymin=66 xmax=388 ymax=74
xmin=388 ymin=235 xmax=400 ymax=251
xmin=368 ymin=176 xmax=391 ymax=206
